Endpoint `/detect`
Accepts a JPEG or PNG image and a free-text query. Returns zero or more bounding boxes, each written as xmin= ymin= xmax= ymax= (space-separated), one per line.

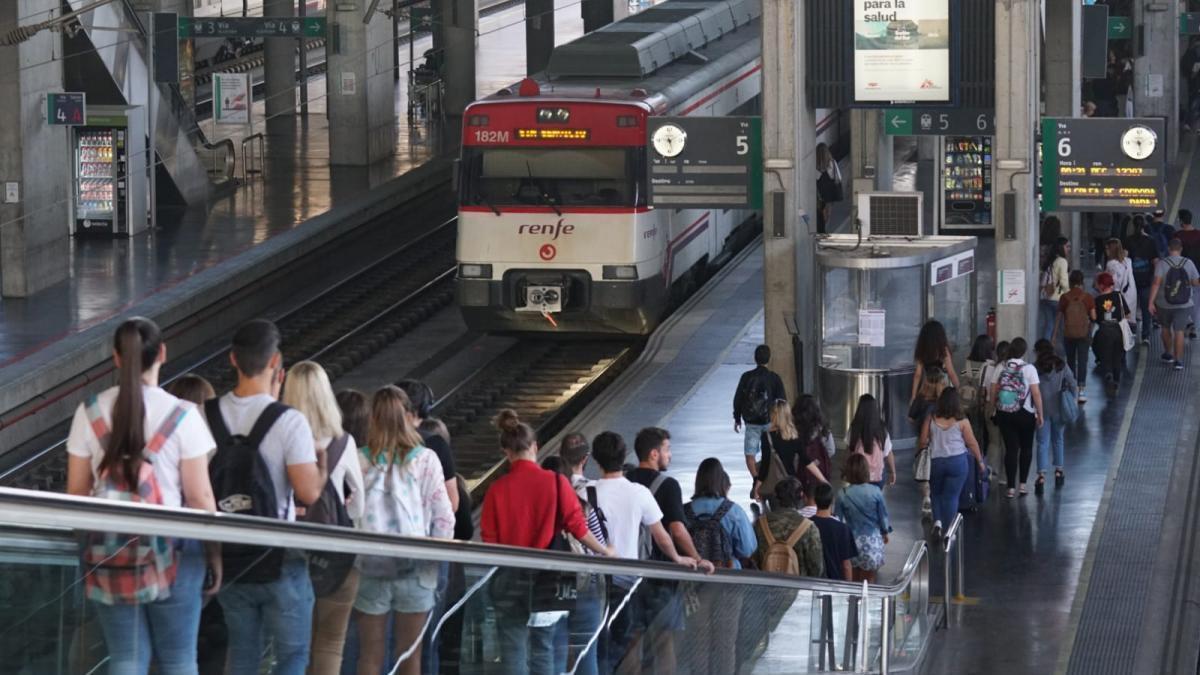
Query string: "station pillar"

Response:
xmin=993 ymin=0 xmax=1040 ymax=341
xmin=439 ymin=0 xmax=477 ymax=149
xmin=1043 ymin=0 xmax=1082 ymax=264
xmin=582 ymin=0 xmax=628 ymax=33
xmin=526 ymin=0 xmax=555 ymax=75
xmin=847 ymin=110 xmax=892 ymax=229
xmin=262 ymin=0 xmax=296 ymax=121
xmin=761 ymin=0 xmax=816 ymax=398
xmin=0 ymin=0 xmax=71 ymax=297
xmin=326 ymin=3 xmax=396 ymax=164
xmin=1135 ymin=2 xmax=1179 ymax=162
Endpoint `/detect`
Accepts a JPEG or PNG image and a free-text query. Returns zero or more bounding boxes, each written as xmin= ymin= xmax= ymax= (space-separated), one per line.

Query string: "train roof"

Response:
xmin=474 ymin=0 xmax=761 ymax=112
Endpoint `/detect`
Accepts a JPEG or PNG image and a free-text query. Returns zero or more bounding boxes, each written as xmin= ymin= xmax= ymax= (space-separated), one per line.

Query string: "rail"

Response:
xmin=940 ymin=512 xmax=967 ymax=629
xmin=201 ymin=138 xmax=236 ymax=185
xmin=240 ymin=132 xmax=266 ymax=183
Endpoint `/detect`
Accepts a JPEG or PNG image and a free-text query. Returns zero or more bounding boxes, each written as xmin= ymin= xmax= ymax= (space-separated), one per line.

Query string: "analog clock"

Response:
xmin=1120 ymin=124 xmax=1157 ymax=161
xmin=652 ymin=124 xmax=687 ymax=158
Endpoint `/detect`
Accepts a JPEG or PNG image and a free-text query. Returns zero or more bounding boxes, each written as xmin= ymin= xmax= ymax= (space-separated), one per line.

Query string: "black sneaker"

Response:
xmin=1162 ymin=352 xmax=1176 ymax=362
xmin=1190 ymin=330 xmax=1198 ymax=340
xmin=1175 ymin=360 xmax=1185 ymax=371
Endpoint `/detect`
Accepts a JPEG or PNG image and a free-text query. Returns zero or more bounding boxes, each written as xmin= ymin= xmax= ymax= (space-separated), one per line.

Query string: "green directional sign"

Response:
xmin=177 ymin=16 xmax=326 ymax=39
xmin=884 ymin=110 xmax=912 ymax=135
xmin=1182 ymin=12 xmax=1200 ymax=35
xmin=1108 ymin=16 xmax=1131 ymax=39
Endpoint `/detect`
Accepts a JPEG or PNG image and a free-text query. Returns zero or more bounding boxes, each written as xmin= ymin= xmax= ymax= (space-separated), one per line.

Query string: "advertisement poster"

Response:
xmin=853 ymin=0 xmax=951 ymax=103
xmin=213 ymin=72 xmax=250 ymax=125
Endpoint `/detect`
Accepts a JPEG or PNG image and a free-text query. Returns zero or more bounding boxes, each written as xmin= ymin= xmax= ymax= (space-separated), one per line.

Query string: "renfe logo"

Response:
xmin=518 ymin=219 xmax=575 ymax=240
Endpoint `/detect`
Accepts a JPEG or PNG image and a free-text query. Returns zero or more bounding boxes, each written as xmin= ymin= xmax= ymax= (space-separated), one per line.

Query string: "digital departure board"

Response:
xmin=1041 ymin=117 xmax=1165 ymax=212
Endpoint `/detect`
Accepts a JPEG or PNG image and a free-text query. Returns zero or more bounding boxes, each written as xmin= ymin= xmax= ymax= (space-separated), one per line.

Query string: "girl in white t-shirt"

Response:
xmin=988 ymin=337 xmax=1044 ymax=498
xmin=65 ymin=317 xmax=218 ymax=674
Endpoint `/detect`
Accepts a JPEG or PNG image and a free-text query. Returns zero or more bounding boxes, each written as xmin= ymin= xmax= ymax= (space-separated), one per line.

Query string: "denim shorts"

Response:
xmin=354 ymin=568 xmax=437 ymax=615
xmin=743 ymin=423 xmax=768 ymax=456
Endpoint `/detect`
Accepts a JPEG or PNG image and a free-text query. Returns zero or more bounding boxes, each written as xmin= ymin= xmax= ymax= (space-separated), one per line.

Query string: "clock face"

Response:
xmin=652 ymin=124 xmax=687 ymax=158
xmin=1121 ymin=125 xmax=1157 ymax=160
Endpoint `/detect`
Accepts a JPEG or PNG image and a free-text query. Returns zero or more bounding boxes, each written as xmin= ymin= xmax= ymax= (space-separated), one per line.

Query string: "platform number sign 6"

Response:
xmin=1057 ymin=137 xmax=1071 ymax=157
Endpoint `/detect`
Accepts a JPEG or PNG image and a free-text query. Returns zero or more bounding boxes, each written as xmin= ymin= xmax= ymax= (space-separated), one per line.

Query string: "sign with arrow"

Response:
xmin=886 ymin=110 xmax=912 ymax=135
xmin=884 ymin=108 xmax=995 ymax=136
xmin=177 ymin=16 xmax=326 ymax=38
xmin=1108 ymin=16 xmax=1131 ymax=39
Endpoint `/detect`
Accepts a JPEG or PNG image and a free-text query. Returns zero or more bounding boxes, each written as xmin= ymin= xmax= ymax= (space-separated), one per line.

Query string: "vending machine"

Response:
xmin=939 ymin=135 xmax=993 ymax=232
xmin=71 ymin=105 xmax=147 ymax=236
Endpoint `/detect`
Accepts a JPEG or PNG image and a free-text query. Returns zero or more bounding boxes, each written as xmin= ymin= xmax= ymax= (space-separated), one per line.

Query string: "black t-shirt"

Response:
xmin=810 ymin=515 xmax=859 ymax=582
xmin=627 ymin=467 xmax=685 ymax=558
xmin=420 ymin=429 xmax=456 ymax=482
xmin=1125 ymin=233 xmax=1159 ymax=283
xmin=757 ymin=431 xmax=815 ymax=481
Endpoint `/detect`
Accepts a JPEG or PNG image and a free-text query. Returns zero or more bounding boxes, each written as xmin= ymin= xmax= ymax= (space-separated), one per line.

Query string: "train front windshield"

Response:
xmin=460 ymin=147 xmax=646 ymax=208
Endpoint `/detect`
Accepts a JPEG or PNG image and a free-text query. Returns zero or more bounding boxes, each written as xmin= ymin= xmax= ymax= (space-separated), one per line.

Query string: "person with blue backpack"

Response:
xmin=66 ymin=317 xmax=220 ymax=675
xmin=1124 ymin=216 xmax=1160 ymax=345
xmin=1033 ymin=342 xmax=1077 ymax=493
xmin=1149 ymin=238 xmax=1200 ymax=370
xmin=988 ymin=338 xmax=1044 ymax=499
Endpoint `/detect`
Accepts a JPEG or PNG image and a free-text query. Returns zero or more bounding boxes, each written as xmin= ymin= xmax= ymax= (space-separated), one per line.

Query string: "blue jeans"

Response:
xmin=563 ymin=586 xmax=605 ymax=675
xmin=1137 ymin=284 xmax=1154 ymax=339
xmin=92 ymin=540 xmax=206 ymax=675
xmin=929 ymin=454 xmax=969 ymax=527
xmin=219 ymin=553 xmax=314 ymax=675
xmin=1037 ymin=416 xmax=1067 ymax=472
xmin=497 ymin=616 xmax=559 ymax=674
xmin=743 ymin=423 xmax=768 ymax=457
xmin=1039 ymin=300 xmax=1058 ymax=341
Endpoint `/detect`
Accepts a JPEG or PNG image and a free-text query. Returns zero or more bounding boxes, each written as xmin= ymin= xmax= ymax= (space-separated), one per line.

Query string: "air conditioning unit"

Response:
xmin=856 ymin=192 xmax=923 ymax=237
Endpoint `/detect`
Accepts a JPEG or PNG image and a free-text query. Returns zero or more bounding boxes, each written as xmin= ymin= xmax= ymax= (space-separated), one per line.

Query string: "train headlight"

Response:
xmin=459 ymin=263 xmax=493 ymax=279
xmin=602 ymin=265 xmax=639 ymax=280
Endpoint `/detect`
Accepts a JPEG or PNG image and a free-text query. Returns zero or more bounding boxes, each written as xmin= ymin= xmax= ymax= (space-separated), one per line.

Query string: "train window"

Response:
xmin=460 ymin=147 xmax=647 ymax=208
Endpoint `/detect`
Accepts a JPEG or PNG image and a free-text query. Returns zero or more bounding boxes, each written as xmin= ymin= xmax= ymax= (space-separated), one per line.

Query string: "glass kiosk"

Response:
xmin=817 ymin=235 xmax=978 ymax=449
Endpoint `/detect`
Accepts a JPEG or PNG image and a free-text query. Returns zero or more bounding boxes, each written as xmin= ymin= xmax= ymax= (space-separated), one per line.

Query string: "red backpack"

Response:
xmin=81 ymin=395 xmax=187 ymax=605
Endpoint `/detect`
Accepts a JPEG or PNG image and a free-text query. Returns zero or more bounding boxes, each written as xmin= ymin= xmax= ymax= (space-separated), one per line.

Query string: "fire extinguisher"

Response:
xmin=986 ymin=307 xmax=997 ymax=341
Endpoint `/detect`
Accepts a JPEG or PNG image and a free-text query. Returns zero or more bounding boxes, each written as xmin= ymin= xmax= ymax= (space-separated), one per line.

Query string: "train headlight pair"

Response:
xmin=459 ymin=263 xmax=493 ymax=279
xmin=602 ymin=265 xmax=639 ymax=280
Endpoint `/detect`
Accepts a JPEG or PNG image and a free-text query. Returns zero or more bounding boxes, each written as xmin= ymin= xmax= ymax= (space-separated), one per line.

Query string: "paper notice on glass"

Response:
xmin=858 ymin=309 xmax=886 ymax=347
xmin=999 ymin=269 xmax=1026 ymax=305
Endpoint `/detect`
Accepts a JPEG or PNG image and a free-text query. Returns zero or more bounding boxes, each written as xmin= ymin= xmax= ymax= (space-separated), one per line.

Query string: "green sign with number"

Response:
xmin=1183 ymin=12 xmax=1200 ymax=35
xmin=1108 ymin=16 xmax=1131 ymax=39
xmin=178 ymin=16 xmax=326 ymax=38
xmin=884 ymin=110 xmax=912 ymax=135
xmin=884 ymin=108 xmax=995 ymax=136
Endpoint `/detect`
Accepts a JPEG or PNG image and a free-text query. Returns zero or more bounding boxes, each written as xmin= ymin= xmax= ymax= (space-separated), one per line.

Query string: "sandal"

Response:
xmin=1055 ymin=469 xmax=1065 ymax=487
xmin=1019 ymin=484 xmax=1029 ymax=496
xmin=1005 ymin=488 xmax=1016 ymax=499
xmin=1035 ymin=475 xmax=1045 ymax=495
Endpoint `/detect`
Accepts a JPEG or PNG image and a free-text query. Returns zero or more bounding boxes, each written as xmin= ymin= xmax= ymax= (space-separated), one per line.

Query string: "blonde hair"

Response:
xmin=368 ymin=386 xmax=423 ymax=466
xmin=769 ymin=400 xmax=798 ymax=441
xmin=1106 ymin=238 xmax=1127 ymax=263
xmin=282 ymin=361 xmax=344 ymax=441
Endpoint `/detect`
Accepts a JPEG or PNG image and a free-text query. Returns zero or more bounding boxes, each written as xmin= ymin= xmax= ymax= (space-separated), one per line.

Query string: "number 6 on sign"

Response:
xmin=1057 ymin=137 xmax=1071 ymax=157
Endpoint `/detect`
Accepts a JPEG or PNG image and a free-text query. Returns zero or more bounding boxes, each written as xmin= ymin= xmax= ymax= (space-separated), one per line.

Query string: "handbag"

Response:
xmin=759 ymin=433 xmax=791 ymax=498
xmin=1119 ymin=318 xmax=1135 ymax=352
xmin=913 ymin=446 xmax=931 ymax=482
xmin=1059 ymin=380 xmax=1079 ymax=424
xmin=531 ymin=475 xmax=580 ymax=613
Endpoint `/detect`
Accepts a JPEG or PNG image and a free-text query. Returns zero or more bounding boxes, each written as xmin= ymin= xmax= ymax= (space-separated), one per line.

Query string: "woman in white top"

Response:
xmin=988 ymin=338 xmax=1044 ymax=498
xmin=918 ymin=389 xmax=985 ymax=538
xmin=1102 ymin=237 xmax=1137 ymax=329
xmin=282 ymin=360 xmax=365 ymax=675
xmin=66 ymin=317 xmax=218 ymax=675
xmin=1039 ymin=238 xmax=1071 ymax=343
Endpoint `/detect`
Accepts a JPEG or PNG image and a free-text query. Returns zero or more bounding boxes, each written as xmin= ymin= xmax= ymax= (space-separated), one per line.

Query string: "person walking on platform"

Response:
xmin=1125 ymin=215 xmax=1160 ymax=344
xmin=845 ymin=394 xmax=896 ymax=490
xmin=211 ymin=319 xmax=328 ymax=675
xmin=1054 ymin=271 xmax=1096 ymax=403
xmin=1093 ymin=272 xmax=1133 ymax=390
xmin=753 ymin=400 xmax=828 ymax=502
xmin=1148 ymin=239 xmax=1200 ymax=371
xmin=1173 ymin=210 xmax=1200 ymax=338
xmin=793 ymin=395 xmax=836 ymax=491
xmin=753 ymin=476 xmax=825 ymax=577
xmin=810 ymin=484 xmax=858 ymax=582
xmin=1033 ymin=345 xmax=1077 ymax=492
xmin=281 ymin=361 xmax=365 ymax=675
xmin=1039 ymin=238 xmax=1071 ymax=343
xmin=67 ymin=317 xmax=220 ymax=675
xmin=733 ymin=345 xmax=788 ymax=486
xmin=989 ymin=337 xmax=1044 ymax=498
xmin=918 ymin=389 xmax=985 ymax=539
xmin=835 ymin=454 xmax=891 ymax=583
xmin=910 ymin=321 xmax=956 ymax=516
xmin=1102 ymin=238 xmax=1137 ymax=338
xmin=985 ymin=341 xmax=1010 ymax=482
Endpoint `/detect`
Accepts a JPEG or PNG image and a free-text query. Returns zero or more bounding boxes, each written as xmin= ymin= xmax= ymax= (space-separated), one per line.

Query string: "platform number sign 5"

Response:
xmin=736 ymin=135 xmax=749 ymax=155
xmin=48 ymin=92 xmax=86 ymax=127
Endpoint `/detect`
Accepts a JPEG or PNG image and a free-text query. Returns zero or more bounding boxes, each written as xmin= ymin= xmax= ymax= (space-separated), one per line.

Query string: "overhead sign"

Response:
xmin=47 ymin=92 xmax=86 ymax=126
xmin=1041 ymin=117 xmax=1166 ymax=212
xmin=647 ymin=117 xmax=763 ymax=210
xmin=1081 ymin=5 xmax=1109 ymax=79
xmin=152 ymin=12 xmax=178 ymax=83
xmin=213 ymin=73 xmax=250 ymax=125
xmin=1108 ymin=16 xmax=1131 ymax=39
xmin=177 ymin=16 xmax=326 ymax=38
xmin=1182 ymin=12 xmax=1200 ymax=35
xmin=853 ymin=0 xmax=951 ymax=104
xmin=885 ymin=108 xmax=995 ymax=136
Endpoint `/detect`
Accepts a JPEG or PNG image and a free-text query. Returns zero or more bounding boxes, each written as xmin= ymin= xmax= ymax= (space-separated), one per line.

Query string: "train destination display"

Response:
xmin=1040 ymin=117 xmax=1166 ymax=212
xmin=647 ymin=117 xmax=762 ymax=210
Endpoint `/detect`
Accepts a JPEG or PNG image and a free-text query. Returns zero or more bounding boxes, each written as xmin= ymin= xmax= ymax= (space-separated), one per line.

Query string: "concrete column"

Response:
xmin=849 ymin=109 xmax=879 ymax=211
xmin=526 ymin=0 xmax=555 ymax=75
xmin=994 ymin=0 xmax=1040 ymax=341
xmin=440 ymin=0 xmax=476 ymax=148
xmin=327 ymin=3 xmax=396 ymax=164
xmin=263 ymin=0 xmax=296 ymax=121
xmin=582 ymin=0 xmax=628 ymax=33
xmin=761 ymin=0 xmax=816 ymax=398
xmin=0 ymin=0 xmax=71 ymax=297
xmin=1135 ymin=1 xmax=1179 ymax=161
xmin=1044 ymin=0 xmax=1082 ymax=264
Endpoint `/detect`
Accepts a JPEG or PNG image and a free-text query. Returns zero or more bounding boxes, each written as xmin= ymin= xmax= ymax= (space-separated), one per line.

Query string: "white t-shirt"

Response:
xmin=317 ymin=434 xmax=365 ymax=523
xmin=592 ymin=476 xmax=664 ymax=559
xmin=216 ymin=392 xmax=316 ymax=521
xmin=987 ymin=359 xmax=1041 ymax=414
xmin=67 ymin=385 xmax=215 ymax=509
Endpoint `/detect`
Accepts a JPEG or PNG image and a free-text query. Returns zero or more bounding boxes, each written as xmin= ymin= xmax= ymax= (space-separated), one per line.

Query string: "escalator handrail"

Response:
xmin=0 ymin=487 xmax=927 ymax=597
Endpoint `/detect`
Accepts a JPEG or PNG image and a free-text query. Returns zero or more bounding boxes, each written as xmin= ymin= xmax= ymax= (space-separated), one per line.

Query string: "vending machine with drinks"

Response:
xmin=71 ymin=105 xmax=147 ymax=236
xmin=939 ymin=135 xmax=992 ymax=232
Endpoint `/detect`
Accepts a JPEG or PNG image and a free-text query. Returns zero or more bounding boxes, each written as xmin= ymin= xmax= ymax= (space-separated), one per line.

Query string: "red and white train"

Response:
xmin=456 ymin=0 xmax=843 ymax=334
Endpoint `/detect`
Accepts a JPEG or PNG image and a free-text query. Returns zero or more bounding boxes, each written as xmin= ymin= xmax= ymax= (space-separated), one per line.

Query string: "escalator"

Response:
xmin=63 ymin=0 xmax=210 ymax=206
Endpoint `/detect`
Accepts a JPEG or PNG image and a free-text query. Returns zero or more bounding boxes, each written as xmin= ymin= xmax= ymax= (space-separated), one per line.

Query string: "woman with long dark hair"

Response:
xmin=1034 ymin=346 xmax=1076 ymax=492
xmin=1040 ymin=237 xmax=1071 ymax=342
xmin=792 ymin=395 xmax=835 ymax=486
xmin=66 ymin=317 xmax=219 ymax=674
xmin=910 ymin=320 xmax=960 ymax=416
xmin=846 ymin=394 xmax=896 ymax=489
xmin=918 ymin=389 xmax=985 ymax=538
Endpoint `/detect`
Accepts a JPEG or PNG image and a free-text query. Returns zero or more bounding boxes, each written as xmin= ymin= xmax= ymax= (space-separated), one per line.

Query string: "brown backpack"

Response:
xmin=1063 ymin=293 xmax=1090 ymax=339
xmin=756 ymin=517 xmax=812 ymax=575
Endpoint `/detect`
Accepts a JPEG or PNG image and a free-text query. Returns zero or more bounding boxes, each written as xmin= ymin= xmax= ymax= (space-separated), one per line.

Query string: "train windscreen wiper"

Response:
xmin=526 ymin=162 xmax=563 ymax=216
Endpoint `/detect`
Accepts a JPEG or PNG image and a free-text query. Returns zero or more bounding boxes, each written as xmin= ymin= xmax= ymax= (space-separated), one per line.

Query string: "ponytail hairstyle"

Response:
xmin=495 ymin=409 xmax=536 ymax=456
xmin=103 ymin=318 xmax=163 ymax=488
xmin=367 ymin=386 xmax=424 ymax=468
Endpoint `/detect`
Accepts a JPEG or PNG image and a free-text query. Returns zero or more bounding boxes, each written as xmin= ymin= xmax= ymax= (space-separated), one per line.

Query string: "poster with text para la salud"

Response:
xmin=853 ymin=0 xmax=950 ymax=104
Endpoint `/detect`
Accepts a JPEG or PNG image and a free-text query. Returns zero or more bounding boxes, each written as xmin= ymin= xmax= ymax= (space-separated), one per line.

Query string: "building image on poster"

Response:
xmin=854 ymin=0 xmax=951 ymax=103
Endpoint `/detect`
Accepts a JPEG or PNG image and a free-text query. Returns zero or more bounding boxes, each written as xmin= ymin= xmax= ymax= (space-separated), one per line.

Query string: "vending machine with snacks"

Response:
xmin=71 ymin=105 xmax=147 ymax=236
xmin=939 ymin=135 xmax=992 ymax=232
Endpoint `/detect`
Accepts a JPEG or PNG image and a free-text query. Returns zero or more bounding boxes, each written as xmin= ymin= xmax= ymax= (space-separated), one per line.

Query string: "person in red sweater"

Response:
xmin=481 ymin=409 xmax=613 ymax=673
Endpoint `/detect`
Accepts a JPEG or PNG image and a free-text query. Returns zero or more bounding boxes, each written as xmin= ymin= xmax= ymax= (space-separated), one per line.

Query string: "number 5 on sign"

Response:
xmin=735 ymin=135 xmax=749 ymax=155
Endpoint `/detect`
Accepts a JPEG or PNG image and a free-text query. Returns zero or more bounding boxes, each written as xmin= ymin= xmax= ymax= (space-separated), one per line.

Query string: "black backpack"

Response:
xmin=1164 ymin=259 xmax=1193 ymax=306
xmin=206 ymin=399 xmax=287 ymax=584
xmin=742 ymin=374 xmax=772 ymax=424
xmin=684 ymin=500 xmax=735 ymax=568
xmin=303 ymin=434 xmax=357 ymax=596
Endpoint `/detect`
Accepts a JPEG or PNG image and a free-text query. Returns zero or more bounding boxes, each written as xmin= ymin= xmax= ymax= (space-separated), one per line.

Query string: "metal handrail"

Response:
xmin=240 ymin=132 xmax=266 ymax=183
xmin=0 ymin=487 xmax=928 ymax=597
xmin=940 ymin=513 xmax=966 ymax=629
xmin=202 ymin=138 xmax=236 ymax=185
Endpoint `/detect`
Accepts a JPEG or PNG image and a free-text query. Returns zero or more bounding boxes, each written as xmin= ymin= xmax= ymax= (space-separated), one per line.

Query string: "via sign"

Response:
xmin=885 ymin=108 xmax=995 ymax=136
xmin=647 ymin=117 xmax=763 ymax=210
xmin=47 ymin=92 xmax=86 ymax=126
xmin=1108 ymin=16 xmax=1131 ymax=39
xmin=178 ymin=16 xmax=326 ymax=38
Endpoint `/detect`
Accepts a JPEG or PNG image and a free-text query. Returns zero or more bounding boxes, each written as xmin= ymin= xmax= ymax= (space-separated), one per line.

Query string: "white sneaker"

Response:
xmin=921 ymin=497 xmax=932 ymax=513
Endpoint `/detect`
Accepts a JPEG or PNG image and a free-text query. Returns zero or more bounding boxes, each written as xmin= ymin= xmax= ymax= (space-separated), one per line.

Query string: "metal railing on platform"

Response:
xmin=201 ymin=138 xmax=236 ymax=186
xmin=240 ymin=132 xmax=265 ymax=183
